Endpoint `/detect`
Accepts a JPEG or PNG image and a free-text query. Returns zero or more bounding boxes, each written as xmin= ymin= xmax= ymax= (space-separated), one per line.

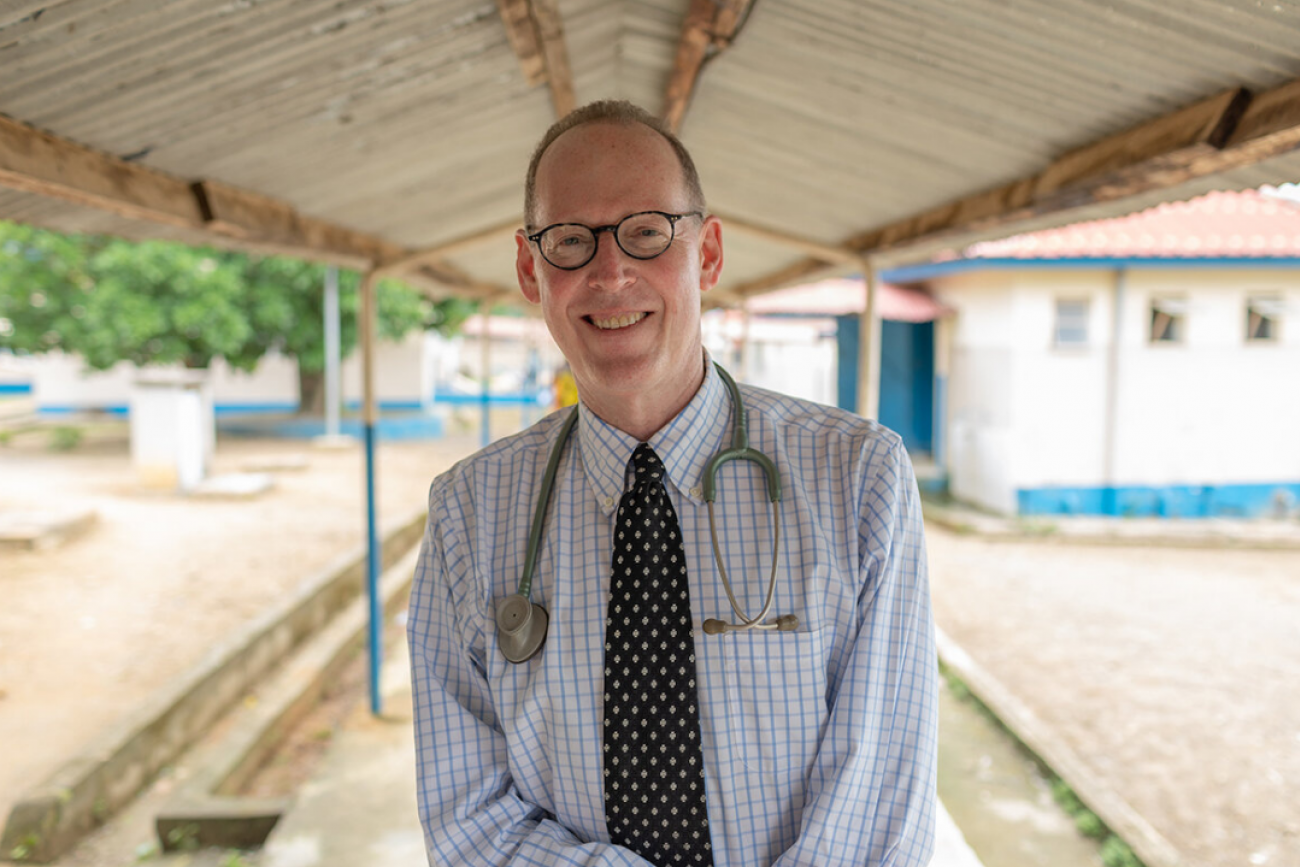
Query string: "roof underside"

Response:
xmin=3 ymin=0 xmax=1300 ymax=304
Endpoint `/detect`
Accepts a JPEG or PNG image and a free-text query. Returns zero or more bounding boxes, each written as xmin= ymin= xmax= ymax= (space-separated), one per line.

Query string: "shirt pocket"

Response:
xmin=722 ymin=627 xmax=829 ymax=780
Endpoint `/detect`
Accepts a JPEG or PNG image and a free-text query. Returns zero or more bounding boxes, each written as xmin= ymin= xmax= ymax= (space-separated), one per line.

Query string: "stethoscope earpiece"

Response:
xmin=496 ymin=594 xmax=549 ymax=663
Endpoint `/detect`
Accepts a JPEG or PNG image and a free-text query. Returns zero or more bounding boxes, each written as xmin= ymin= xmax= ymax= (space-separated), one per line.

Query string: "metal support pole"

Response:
xmin=480 ymin=316 xmax=492 ymax=447
xmin=324 ymin=266 xmax=341 ymax=438
xmin=360 ymin=270 xmax=382 ymax=716
xmin=856 ymin=260 xmax=881 ymax=419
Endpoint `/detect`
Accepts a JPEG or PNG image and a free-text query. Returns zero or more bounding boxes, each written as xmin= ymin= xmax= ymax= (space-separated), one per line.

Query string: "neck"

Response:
xmin=581 ymin=359 xmax=706 ymax=442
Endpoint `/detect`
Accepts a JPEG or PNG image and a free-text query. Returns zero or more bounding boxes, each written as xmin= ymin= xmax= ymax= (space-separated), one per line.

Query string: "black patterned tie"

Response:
xmin=603 ymin=444 xmax=713 ymax=866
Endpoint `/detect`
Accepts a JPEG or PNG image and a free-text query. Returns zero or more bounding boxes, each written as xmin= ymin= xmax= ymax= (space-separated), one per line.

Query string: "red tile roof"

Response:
xmin=743 ymin=277 xmax=950 ymax=322
xmin=966 ymin=189 xmax=1300 ymax=260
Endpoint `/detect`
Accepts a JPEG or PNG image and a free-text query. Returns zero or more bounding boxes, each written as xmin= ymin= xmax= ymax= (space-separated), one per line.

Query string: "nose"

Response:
xmin=586 ymin=228 xmax=634 ymax=292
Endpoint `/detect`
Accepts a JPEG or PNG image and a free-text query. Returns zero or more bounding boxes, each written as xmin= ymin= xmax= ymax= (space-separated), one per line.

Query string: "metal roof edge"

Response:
xmin=882 ymin=256 xmax=1300 ymax=283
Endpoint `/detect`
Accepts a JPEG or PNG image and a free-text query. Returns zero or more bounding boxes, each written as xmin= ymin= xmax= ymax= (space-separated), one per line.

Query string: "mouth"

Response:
xmin=587 ymin=312 xmax=648 ymax=330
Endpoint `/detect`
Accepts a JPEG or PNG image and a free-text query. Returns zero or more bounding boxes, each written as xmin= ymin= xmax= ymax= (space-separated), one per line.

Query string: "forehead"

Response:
xmin=533 ymin=121 xmax=689 ymax=224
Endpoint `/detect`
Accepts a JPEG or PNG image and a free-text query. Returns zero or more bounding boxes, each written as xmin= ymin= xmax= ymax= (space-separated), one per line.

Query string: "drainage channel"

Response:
xmin=938 ymin=680 xmax=1107 ymax=867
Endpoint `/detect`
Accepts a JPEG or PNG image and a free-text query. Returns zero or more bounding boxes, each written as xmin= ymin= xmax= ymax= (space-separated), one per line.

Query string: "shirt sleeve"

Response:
xmin=770 ymin=437 xmax=939 ymax=867
xmin=408 ymin=477 xmax=656 ymax=867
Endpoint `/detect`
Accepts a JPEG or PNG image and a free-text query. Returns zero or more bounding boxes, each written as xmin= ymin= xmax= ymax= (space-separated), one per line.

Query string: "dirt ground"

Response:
xmin=927 ymin=528 xmax=1300 ymax=867
xmin=3 ymin=419 xmax=1298 ymax=867
xmin=0 ymin=418 xmax=483 ymax=828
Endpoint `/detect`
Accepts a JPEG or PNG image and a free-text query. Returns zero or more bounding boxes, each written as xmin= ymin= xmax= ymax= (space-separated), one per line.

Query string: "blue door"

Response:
xmin=836 ymin=317 xmax=934 ymax=455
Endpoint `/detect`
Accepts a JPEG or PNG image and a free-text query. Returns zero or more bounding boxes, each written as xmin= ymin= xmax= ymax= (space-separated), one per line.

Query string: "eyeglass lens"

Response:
xmin=538 ymin=212 xmax=675 ymax=269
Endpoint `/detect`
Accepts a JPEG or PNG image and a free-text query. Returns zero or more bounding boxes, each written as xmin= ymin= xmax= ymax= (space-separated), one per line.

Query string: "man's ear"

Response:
xmin=697 ymin=215 xmax=724 ymax=295
xmin=516 ymin=230 xmax=541 ymax=305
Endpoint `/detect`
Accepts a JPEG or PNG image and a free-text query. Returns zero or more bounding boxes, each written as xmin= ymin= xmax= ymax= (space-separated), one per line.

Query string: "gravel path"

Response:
xmin=928 ymin=528 xmax=1300 ymax=867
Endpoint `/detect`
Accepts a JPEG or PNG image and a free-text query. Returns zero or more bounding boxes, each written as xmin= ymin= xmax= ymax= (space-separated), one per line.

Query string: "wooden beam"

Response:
xmin=197 ymin=180 xmax=407 ymax=268
xmin=0 ymin=114 xmax=415 ymax=268
xmin=0 ymin=113 xmax=204 ymax=228
xmin=407 ymin=259 xmax=516 ymax=303
xmin=726 ymin=76 xmax=1300 ymax=300
xmin=662 ymin=0 xmax=755 ymax=133
xmin=530 ymin=0 xmax=575 ymax=118
xmin=718 ymin=212 xmax=861 ymax=265
xmin=494 ymin=0 xmax=574 ymax=118
xmin=495 ymin=0 xmax=547 ymax=86
xmin=377 ymin=218 xmax=520 ymax=277
xmin=849 ymin=86 xmax=1252 ymax=252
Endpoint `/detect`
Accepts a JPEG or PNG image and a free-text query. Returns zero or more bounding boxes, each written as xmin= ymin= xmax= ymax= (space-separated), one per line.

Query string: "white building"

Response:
xmin=886 ymin=189 xmax=1300 ymax=518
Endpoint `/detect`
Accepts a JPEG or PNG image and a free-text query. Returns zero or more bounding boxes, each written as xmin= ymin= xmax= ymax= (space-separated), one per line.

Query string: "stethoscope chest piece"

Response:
xmin=496 ymin=593 xmax=549 ymax=663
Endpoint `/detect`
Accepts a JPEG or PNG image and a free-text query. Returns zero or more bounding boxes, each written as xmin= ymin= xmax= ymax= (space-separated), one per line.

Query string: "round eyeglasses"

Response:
xmin=526 ymin=211 xmax=702 ymax=271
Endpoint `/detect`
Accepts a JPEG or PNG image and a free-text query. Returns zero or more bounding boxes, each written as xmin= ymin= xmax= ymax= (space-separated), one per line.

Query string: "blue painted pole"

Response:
xmin=360 ymin=271 xmax=382 ymax=716
xmin=480 ymin=317 xmax=491 ymax=447
xmin=364 ymin=421 xmax=381 ymax=715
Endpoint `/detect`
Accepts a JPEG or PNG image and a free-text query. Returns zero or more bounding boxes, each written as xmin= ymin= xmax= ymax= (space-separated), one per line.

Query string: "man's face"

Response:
xmin=516 ymin=122 xmax=723 ymax=428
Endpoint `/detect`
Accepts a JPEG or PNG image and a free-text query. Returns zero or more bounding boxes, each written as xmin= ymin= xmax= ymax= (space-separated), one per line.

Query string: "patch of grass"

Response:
xmin=164 ymin=822 xmax=201 ymax=853
xmin=1100 ymin=834 xmax=1145 ymax=867
xmin=1014 ymin=517 xmax=1060 ymax=536
xmin=8 ymin=832 xmax=41 ymax=861
xmin=219 ymin=851 xmax=253 ymax=867
xmin=48 ymin=424 xmax=84 ymax=451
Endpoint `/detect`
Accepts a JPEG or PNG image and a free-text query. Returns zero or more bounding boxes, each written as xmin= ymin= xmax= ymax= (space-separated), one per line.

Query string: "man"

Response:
xmin=408 ymin=100 xmax=937 ymax=866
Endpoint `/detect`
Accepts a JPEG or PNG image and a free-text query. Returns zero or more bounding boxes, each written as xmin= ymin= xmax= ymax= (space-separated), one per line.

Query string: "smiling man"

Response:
xmin=408 ymin=101 xmax=937 ymax=867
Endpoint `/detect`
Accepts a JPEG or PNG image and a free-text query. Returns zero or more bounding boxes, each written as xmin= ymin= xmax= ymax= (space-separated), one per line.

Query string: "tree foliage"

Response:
xmin=0 ymin=222 xmax=477 ymax=410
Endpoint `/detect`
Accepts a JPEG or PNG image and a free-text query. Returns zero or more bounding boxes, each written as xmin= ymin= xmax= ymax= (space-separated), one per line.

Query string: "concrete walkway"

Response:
xmin=261 ymin=633 xmax=983 ymax=867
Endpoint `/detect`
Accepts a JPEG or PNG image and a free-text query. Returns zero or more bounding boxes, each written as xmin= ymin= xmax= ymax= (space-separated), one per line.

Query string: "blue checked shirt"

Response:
xmin=409 ymin=362 xmax=937 ymax=866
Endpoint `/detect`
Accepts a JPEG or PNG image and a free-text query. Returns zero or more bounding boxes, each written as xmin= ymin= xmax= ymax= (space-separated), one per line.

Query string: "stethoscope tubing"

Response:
xmin=498 ymin=362 xmax=795 ymax=663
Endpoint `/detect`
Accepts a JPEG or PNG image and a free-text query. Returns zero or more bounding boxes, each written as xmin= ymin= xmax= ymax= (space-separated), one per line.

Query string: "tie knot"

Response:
xmin=630 ymin=443 xmax=665 ymax=484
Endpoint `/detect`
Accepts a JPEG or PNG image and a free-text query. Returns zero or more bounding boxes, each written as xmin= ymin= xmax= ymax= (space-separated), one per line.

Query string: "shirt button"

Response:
xmin=689 ymin=486 xmax=702 ymax=498
xmin=604 ymin=496 xmax=615 ymax=508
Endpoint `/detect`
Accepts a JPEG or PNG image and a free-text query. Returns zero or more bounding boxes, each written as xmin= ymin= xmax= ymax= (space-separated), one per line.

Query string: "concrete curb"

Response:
xmin=155 ymin=544 xmax=421 ymax=851
xmin=923 ymin=502 xmax=1300 ymax=551
xmin=0 ymin=506 xmax=428 ymax=864
xmin=935 ymin=627 xmax=1187 ymax=867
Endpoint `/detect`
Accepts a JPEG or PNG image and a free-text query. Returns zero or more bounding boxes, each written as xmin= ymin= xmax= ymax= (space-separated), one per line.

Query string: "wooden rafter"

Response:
xmin=0 ymin=113 xmax=428 ymax=271
xmin=495 ymin=0 xmax=575 ymax=118
xmin=495 ymin=0 xmax=547 ymax=86
xmin=197 ymin=180 xmax=406 ymax=268
xmin=377 ymin=219 xmax=521 ymax=278
xmin=717 ymin=212 xmax=861 ymax=265
xmin=730 ymin=77 xmax=1300 ymax=300
xmin=662 ymin=0 xmax=755 ymax=133
xmin=0 ymin=114 xmax=204 ymax=229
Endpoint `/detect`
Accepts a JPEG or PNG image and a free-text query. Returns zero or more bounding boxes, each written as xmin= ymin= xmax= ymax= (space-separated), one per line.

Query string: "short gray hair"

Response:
xmin=523 ymin=100 xmax=706 ymax=228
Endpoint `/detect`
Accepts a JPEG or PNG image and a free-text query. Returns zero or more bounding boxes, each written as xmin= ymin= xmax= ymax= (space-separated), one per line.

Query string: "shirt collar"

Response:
xmin=577 ymin=356 xmax=732 ymax=516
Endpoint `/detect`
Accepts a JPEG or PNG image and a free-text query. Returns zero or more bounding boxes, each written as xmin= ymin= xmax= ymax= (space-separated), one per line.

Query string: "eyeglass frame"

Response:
xmin=524 ymin=210 xmax=704 ymax=271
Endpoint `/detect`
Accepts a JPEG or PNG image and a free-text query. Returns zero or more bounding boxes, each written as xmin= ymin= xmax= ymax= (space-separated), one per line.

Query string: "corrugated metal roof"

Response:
xmin=3 ymin=0 xmax=1300 ymax=301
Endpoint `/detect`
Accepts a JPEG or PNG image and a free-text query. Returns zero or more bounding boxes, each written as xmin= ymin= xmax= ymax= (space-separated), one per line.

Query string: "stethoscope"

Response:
xmin=496 ymin=363 xmax=799 ymax=663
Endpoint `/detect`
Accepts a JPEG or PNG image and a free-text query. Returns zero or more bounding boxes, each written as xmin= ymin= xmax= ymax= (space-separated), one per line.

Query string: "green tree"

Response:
xmin=0 ymin=222 xmax=476 ymax=413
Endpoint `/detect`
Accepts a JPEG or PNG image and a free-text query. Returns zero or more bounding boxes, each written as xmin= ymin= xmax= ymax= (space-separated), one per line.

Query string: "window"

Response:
xmin=1053 ymin=298 xmax=1090 ymax=347
xmin=1246 ymin=296 xmax=1283 ymax=342
xmin=1149 ymin=297 xmax=1186 ymax=344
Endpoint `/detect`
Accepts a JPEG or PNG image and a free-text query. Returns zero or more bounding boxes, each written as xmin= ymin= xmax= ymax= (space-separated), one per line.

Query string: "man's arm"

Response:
xmin=772 ymin=438 xmax=938 ymax=866
xmin=408 ymin=480 xmax=654 ymax=867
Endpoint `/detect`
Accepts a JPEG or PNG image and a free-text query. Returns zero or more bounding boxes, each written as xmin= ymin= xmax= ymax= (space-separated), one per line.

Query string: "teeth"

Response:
xmin=591 ymin=312 xmax=647 ymax=330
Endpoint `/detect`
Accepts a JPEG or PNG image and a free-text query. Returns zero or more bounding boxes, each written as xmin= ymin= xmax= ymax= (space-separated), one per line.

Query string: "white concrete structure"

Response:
xmin=911 ymin=264 xmax=1300 ymax=517
xmin=882 ymin=190 xmax=1300 ymax=518
xmin=12 ymin=331 xmax=436 ymax=416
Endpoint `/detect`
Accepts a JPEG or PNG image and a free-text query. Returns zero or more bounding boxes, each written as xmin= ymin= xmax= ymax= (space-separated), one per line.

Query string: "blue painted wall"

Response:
xmin=1017 ymin=483 xmax=1300 ymax=518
